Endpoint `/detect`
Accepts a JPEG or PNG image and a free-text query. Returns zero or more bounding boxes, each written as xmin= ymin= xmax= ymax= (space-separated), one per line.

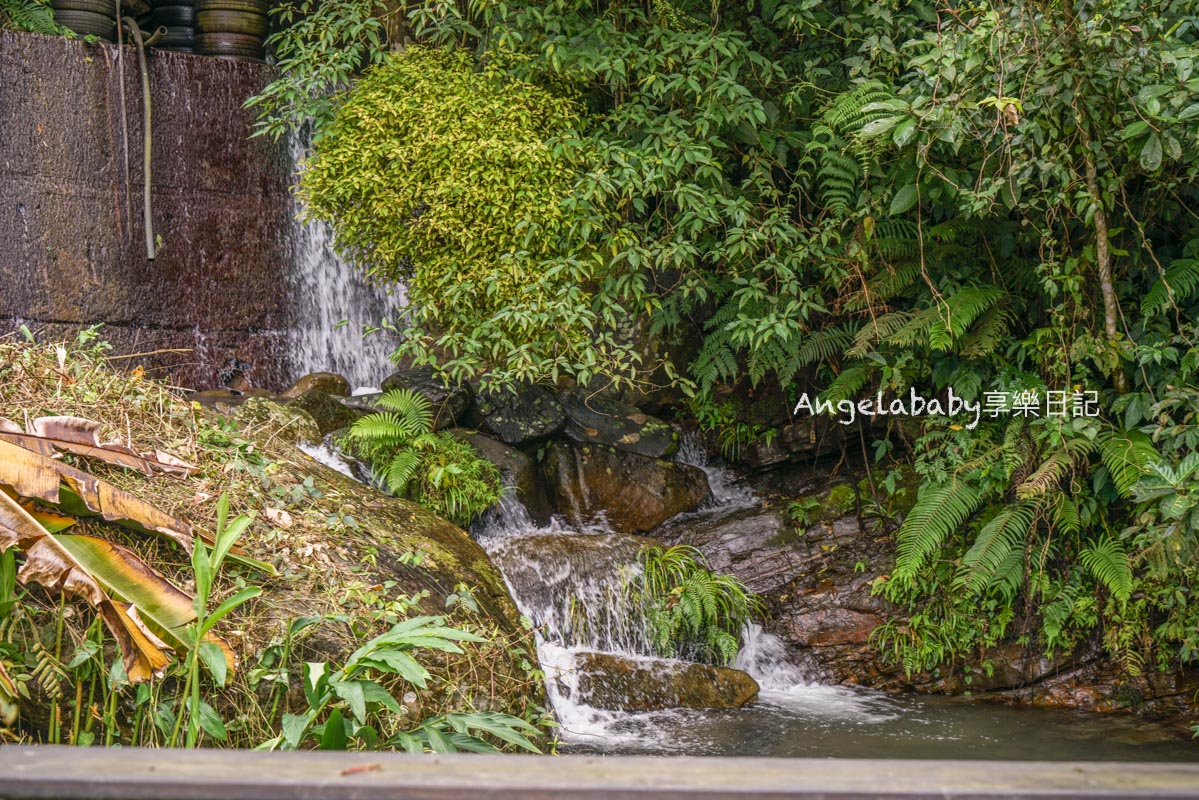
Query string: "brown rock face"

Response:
xmin=449 ymin=429 xmax=554 ymax=526
xmin=541 ymin=441 xmax=710 ymax=534
xmin=0 ymin=32 xmax=295 ymax=389
xmin=286 ymin=388 xmax=361 ymax=436
xmin=573 ymin=651 xmax=759 ymax=712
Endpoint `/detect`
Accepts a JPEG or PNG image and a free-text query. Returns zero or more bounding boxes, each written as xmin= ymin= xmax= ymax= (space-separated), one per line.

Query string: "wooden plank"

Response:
xmin=2 ymin=746 xmax=1199 ymax=800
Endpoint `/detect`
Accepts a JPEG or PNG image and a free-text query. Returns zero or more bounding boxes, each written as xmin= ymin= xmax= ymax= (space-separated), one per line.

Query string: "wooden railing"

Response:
xmin=2 ymin=745 xmax=1199 ymax=799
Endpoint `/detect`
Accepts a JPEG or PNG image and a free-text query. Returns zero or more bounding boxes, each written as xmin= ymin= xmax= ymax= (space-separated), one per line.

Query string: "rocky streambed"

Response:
xmin=195 ymin=366 xmax=1199 ymax=748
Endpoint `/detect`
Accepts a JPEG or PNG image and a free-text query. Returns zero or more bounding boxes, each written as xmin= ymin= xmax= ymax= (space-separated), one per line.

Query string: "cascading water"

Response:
xmin=471 ymin=434 xmax=820 ymax=747
xmin=304 ymin=423 xmax=1196 ymax=758
xmin=286 ymin=129 xmax=408 ymax=388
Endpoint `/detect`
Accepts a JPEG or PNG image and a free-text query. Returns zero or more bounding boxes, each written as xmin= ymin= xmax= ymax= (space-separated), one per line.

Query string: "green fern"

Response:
xmin=635 ymin=545 xmax=763 ymax=665
xmin=1079 ymin=535 xmax=1133 ymax=604
xmin=1097 ymin=429 xmax=1160 ymax=498
xmin=892 ymin=480 xmax=985 ymax=580
xmin=345 ymin=389 xmax=500 ymax=525
xmin=1 ymin=0 xmax=64 ymax=34
xmin=954 ymin=500 xmax=1038 ymax=598
xmin=1142 ymin=258 xmax=1199 ymax=317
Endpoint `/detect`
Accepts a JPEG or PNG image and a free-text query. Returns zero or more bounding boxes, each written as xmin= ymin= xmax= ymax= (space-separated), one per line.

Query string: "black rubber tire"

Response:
xmin=196 ymin=9 xmax=266 ymax=36
xmin=195 ymin=0 xmax=266 ymax=14
xmin=149 ymin=0 xmax=192 ymax=7
xmin=156 ymin=45 xmax=195 ymax=52
xmin=196 ymin=31 xmax=261 ymax=48
xmin=50 ymin=0 xmax=116 ymax=15
xmin=195 ymin=41 xmax=264 ymax=58
xmin=153 ymin=24 xmax=194 ymax=46
xmin=152 ymin=4 xmax=194 ymax=25
xmin=211 ymin=53 xmax=262 ymax=63
xmin=53 ymin=9 xmax=116 ymax=38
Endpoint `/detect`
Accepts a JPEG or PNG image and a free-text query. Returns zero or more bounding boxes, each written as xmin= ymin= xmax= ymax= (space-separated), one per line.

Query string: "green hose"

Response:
xmin=121 ymin=19 xmax=166 ymax=261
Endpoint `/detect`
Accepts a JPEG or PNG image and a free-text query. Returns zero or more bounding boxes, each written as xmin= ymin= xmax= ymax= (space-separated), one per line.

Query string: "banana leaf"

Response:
xmin=0 ymin=492 xmax=236 ymax=681
xmin=0 ymin=416 xmax=196 ymax=477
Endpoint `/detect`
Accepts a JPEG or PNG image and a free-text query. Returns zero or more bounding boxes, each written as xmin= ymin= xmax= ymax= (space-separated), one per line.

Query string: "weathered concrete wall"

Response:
xmin=0 ymin=30 xmax=294 ymax=389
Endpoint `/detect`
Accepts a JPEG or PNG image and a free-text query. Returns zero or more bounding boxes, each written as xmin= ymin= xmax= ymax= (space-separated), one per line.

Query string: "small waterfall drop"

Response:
xmin=473 ymin=436 xmax=818 ymax=746
xmin=674 ymin=430 xmax=756 ymax=508
xmin=286 ymin=129 xmax=408 ymax=387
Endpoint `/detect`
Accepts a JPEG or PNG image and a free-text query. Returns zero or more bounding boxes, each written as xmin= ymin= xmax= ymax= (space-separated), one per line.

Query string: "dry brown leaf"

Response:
xmin=0 ymin=416 xmax=197 ymax=477
xmin=0 ymin=438 xmax=195 ymax=552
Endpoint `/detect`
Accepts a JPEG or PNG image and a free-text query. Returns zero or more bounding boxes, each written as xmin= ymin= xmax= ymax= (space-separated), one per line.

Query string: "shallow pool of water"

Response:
xmin=560 ymin=684 xmax=1198 ymax=761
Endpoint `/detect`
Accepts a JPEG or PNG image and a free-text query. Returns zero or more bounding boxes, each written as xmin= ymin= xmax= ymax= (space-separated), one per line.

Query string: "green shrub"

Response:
xmin=345 ymin=389 xmax=503 ymax=526
xmin=634 ymin=545 xmax=763 ymax=666
xmin=300 ymin=47 xmax=634 ymax=389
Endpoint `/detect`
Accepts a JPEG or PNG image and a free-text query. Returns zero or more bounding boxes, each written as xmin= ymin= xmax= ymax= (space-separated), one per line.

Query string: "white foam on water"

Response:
xmin=297 ymin=442 xmax=356 ymax=479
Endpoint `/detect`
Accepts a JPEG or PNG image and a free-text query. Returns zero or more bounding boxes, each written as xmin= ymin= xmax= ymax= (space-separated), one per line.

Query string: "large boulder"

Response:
xmin=448 ymin=429 xmax=554 ymax=525
xmin=279 ymin=372 xmax=351 ymax=400
xmin=572 ymin=651 xmax=759 ymax=711
xmin=380 ymin=368 xmax=471 ymax=430
xmin=286 ymin=388 xmax=362 ymax=436
xmin=230 ymin=396 xmax=321 ymax=444
xmin=559 ymin=392 xmax=679 ymax=458
xmin=470 ymin=383 xmax=566 ymax=447
xmin=541 ymin=442 xmax=709 ymax=534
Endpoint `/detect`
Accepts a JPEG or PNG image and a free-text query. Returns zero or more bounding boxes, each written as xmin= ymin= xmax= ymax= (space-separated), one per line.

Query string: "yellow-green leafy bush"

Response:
xmin=300 ymin=47 xmax=629 ymax=387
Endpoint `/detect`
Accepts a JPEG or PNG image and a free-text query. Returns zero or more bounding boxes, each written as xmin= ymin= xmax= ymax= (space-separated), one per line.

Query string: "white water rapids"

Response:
xmin=469 ymin=435 xmax=883 ymax=750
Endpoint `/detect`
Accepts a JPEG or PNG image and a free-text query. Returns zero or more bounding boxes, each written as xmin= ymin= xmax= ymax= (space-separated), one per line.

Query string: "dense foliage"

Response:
xmin=345 ymin=388 xmax=503 ymax=525
xmin=634 ymin=545 xmax=763 ymax=666
xmin=258 ymin=0 xmax=1199 ymax=688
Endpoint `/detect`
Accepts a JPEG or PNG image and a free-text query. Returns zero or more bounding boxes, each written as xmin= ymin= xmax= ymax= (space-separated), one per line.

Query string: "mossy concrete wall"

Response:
xmin=0 ymin=30 xmax=293 ymax=388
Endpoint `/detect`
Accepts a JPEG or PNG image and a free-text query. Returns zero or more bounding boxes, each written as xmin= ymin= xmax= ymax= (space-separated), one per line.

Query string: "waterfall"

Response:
xmin=286 ymin=129 xmax=408 ymax=388
xmin=673 ymin=430 xmax=756 ymax=509
xmin=472 ymin=437 xmax=820 ymax=745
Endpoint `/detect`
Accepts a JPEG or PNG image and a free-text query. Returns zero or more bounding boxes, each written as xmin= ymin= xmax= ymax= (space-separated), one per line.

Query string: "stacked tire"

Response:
xmin=195 ymin=0 xmax=268 ymax=63
xmin=151 ymin=0 xmax=195 ymax=52
xmin=51 ymin=0 xmax=117 ymax=42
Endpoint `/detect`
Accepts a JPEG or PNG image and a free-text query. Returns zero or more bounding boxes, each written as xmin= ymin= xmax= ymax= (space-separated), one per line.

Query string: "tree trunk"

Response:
xmin=1078 ymin=126 xmax=1127 ymax=393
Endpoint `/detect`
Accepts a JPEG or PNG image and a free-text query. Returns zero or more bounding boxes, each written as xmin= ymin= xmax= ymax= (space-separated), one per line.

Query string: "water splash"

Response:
xmin=674 ymin=430 xmax=756 ymax=508
xmin=286 ymin=129 xmax=408 ymax=387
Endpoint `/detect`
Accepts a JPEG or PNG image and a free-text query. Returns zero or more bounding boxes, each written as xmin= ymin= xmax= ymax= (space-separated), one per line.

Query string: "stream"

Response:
xmin=468 ymin=443 xmax=1199 ymax=762
xmin=289 ymin=183 xmax=1197 ymax=762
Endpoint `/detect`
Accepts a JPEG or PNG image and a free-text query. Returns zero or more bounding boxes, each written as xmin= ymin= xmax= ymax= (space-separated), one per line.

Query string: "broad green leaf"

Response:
xmin=198 ymin=640 xmax=228 ymax=687
xmin=319 ymin=707 xmax=348 ymax=750
xmin=890 ymin=184 xmax=919 ymax=215
xmin=1140 ymin=134 xmax=1163 ymax=171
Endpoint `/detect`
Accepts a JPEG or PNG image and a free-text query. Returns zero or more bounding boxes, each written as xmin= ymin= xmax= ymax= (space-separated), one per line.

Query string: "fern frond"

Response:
xmin=954 ymin=500 xmax=1038 ymax=597
xmin=375 ymin=388 xmax=434 ymax=431
xmin=927 ymin=286 xmax=1005 ymax=351
xmin=383 ymin=450 xmax=423 ymax=495
xmin=818 ymin=365 xmax=870 ymax=406
xmin=1097 ymin=429 xmax=1159 ymax=498
xmin=1080 ymin=535 xmax=1133 ymax=603
xmin=1 ymin=0 xmax=63 ymax=34
xmin=893 ymin=480 xmax=986 ymax=579
xmin=1142 ymin=258 xmax=1199 ymax=317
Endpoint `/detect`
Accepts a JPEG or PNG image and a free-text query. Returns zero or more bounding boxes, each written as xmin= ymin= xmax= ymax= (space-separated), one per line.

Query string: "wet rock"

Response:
xmin=381 ymin=368 xmax=471 ymax=430
xmin=655 ymin=479 xmax=905 ymax=688
xmin=280 ymin=372 xmax=351 ymax=400
xmin=542 ymin=442 xmax=709 ymax=534
xmin=470 ymin=383 xmax=565 ymax=446
xmin=486 ymin=533 xmax=662 ymax=652
xmin=448 ymin=429 xmax=553 ymax=525
xmin=286 ymin=389 xmax=361 ymax=436
xmin=559 ymin=392 xmax=678 ymax=458
xmin=573 ymin=651 xmax=759 ymax=712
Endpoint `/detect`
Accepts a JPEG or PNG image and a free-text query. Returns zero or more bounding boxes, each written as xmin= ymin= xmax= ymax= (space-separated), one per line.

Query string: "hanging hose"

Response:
xmin=121 ymin=19 xmax=166 ymax=261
